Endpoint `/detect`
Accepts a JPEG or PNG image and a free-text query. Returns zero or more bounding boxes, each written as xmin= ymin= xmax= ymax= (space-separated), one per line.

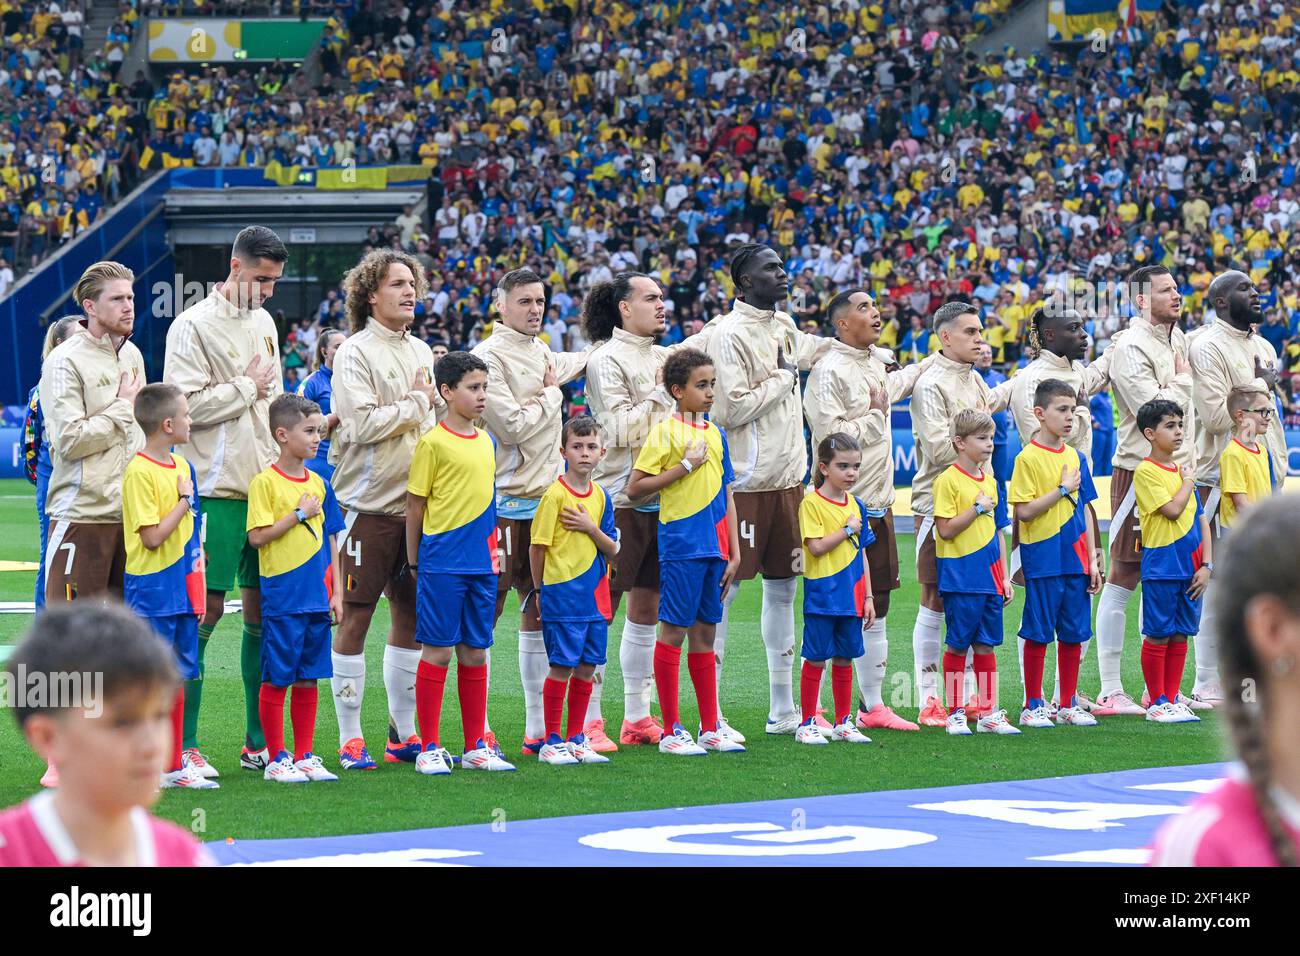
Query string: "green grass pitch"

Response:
xmin=0 ymin=479 xmax=1226 ymax=842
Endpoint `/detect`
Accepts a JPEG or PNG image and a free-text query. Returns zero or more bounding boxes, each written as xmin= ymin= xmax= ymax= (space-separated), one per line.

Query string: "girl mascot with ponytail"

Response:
xmin=1150 ymin=495 xmax=1300 ymax=866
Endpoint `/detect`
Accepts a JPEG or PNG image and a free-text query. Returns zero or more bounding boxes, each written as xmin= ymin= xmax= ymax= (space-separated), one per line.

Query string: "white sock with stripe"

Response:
xmin=620 ymin=620 xmax=658 ymax=723
xmin=964 ymin=647 xmax=977 ymax=703
xmin=714 ymin=583 xmax=739 ymax=693
xmin=584 ymin=664 xmax=605 ymax=724
xmin=518 ymin=630 xmax=548 ymax=740
xmin=331 ymin=651 xmax=365 ymax=747
xmin=1193 ymin=580 xmax=1220 ymax=693
xmin=761 ymin=578 xmax=798 ymax=721
xmin=382 ymin=645 xmax=421 ymax=741
xmin=855 ymin=617 xmax=888 ymax=711
xmin=912 ymin=605 xmax=944 ymax=704
xmin=1096 ymin=583 xmax=1133 ymax=698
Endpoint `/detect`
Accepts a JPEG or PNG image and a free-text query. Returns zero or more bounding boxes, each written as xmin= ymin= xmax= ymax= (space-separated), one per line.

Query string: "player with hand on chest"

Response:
xmin=328 ymin=250 xmax=442 ymax=772
xmin=803 ymin=289 xmax=925 ymax=732
xmin=472 ymin=269 xmax=591 ymax=756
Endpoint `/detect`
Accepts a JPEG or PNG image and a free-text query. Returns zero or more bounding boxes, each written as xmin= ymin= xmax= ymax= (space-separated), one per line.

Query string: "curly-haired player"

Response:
xmin=328 ymin=248 xmax=442 ymax=771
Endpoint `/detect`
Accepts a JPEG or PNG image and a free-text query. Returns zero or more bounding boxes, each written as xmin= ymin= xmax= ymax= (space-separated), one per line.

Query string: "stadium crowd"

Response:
xmin=9 ymin=0 xmax=1300 ymax=404
xmin=275 ymin=0 xmax=1300 ymax=386
xmin=6 ymin=0 xmax=1300 ymax=868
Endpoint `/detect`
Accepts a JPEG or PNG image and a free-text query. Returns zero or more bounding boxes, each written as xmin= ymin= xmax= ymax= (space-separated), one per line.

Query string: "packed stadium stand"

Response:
xmin=4 ymin=0 xmax=1300 ymax=419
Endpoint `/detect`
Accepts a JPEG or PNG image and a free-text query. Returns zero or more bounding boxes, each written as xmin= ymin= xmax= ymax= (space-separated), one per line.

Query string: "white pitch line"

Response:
xmin=1128 ymin=779 xmax=1221 ymax=794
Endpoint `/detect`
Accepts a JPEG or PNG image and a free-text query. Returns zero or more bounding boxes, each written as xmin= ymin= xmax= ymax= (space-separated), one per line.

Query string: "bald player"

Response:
xmin=328 ymin=249 xmax=441 ymax=771
xmin=472 ymin=269 xmax=590 ymax=755
xmin=1095 ymin=264 xmax=1195 ymax=716
xmin=1187 ymin=270 xmax=1288 ymax=706
xmin=708 ymin=244 xmax=833 ymax=737
xmin=908 ymin=301 xmax=1014 ymax=726
xmin=804 ymin=289 xmax=925 ymax=731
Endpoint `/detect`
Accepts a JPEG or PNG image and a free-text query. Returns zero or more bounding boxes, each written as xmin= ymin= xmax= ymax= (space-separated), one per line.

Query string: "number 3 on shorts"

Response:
xmin=346 ymin=536 xmax=361 ymax=567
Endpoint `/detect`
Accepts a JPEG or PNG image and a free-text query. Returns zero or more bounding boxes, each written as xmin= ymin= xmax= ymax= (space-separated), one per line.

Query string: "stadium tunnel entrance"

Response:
xmin=1 ymin=174 xmax=425 ymax=404
xmin=164 ymin=186 xmax=426 ymax=346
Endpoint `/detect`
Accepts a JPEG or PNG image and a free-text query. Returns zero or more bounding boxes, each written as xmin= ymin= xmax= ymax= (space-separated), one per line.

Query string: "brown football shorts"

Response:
xmin=865 ymin=510 xmax=901 ymax=617
xmin=914 ymin=513 xmax=938 ymax=586
xmin=612 ymin=507 xmax=660 ymax=593
xmin=495 ymin=515 xmax=533 ymax=593
xmin=1108 ymin=466 xmax=1142 ymax=588
xmin=44 ymin=520 xmax=125 ymax=603
xmin=733 ymin=486 xmax=804 ymax=580
xmin=337 ymin=511 xmax=417 ymax=609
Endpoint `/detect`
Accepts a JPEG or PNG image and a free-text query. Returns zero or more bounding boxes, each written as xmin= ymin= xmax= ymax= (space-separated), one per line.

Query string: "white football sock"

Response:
xmin=1194 ymin=580 xmax=1219 ymax=692
xmin=855 ymin=617 xmax=888 ymax=710
xmin=912 ymin=605 xmax=944 ymax=703
xmin=619 ymin=620 xmax=658 ymax=723
xmin=714 ymin=583 xmax=739 ymax=693
xmin=1096 ymin=583 xmax=1134 ymax=698
xmin=331 ymin=651 xmax=365 ymax=747
xmin=518 ymin=630 xmax=548 ymax=739
xmin=382 ymin=645 xmax=421 ymax=741
xmin=584 ymin=664 xmax=605 ymax=724
xmin=761 ymin=578 xmax=798 ymax=720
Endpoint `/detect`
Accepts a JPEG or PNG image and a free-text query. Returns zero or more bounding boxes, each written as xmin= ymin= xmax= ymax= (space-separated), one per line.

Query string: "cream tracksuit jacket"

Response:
xmin=1109 ymin=316 xmax=1195 ymax=473
xmin=707 ymin=299 xmax=833 ymax=493
xmin=804 ymin=342 xmax=923 ymax=510
xmin=1189 ymin=319 xmax=1287 ymax=485
xmin=909 ymin=351 xmax=1013 ymax=516
xmin=41 ymin=325 xmax=146 ymax=522
xmin=1008 ymin=349 xmax=1113 ymax=456
xmin=585 ymin=326 xmax=673 ymax=508
xmin=163 ymin=288 xmax=282 ymax=500
xmin=472 ymin=324 xmax=589 ymax=502
xmin=330 ymin=318 xmax=442 ymax=516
